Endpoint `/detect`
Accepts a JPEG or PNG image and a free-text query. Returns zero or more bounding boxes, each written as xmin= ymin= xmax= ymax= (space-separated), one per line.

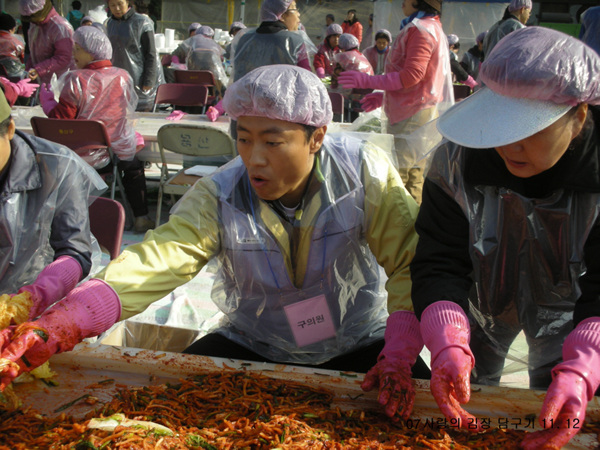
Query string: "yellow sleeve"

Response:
xmin=97 ymin=180 xmax=221 ymax=320
xmin=363 ymin=145 xmax=420 ymax=313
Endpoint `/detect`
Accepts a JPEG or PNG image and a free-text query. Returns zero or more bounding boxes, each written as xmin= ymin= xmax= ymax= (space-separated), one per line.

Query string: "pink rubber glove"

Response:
xmin=0 ymin=279 xmax=121 ymax=391
xmin=462 ymin=75 xmax=478 ymax=89
xmin=171 ymin=55 xmax=181 ymax=65
xmin=362 ymin=311 xmax=424 ymax=420
xmin=316 ymin=67 xmax=326 ymax=78
xmin=338 ymin=71 xmax=403 ymax=91
xmin=421 ymin=301 xmax=481 ymax=431
xmin=39 ymin=83 xmax=57 ymax=116
xmin=0 ymin=77 xmax=39 ymax=97
xmin=206 ymin=101 xmax=225 ymax=122
xmin=16 ymin=255 xmax=82 ymax=320
xmin=360 ymin=92 xmax=384 ymax=112
xmin=521 ymin=317 xmax=600 ymax=450
xmin=166 ymin=110 xmax=187 ymax=121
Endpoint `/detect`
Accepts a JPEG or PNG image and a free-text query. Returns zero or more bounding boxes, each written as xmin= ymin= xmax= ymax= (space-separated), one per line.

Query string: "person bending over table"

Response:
xmin=38 ymin=26 xmax=154 ymax=234
xmin=0 ymin=64 xmax=431 ymax=422
xmin=410 ymin=27 xmax=600 ymax=450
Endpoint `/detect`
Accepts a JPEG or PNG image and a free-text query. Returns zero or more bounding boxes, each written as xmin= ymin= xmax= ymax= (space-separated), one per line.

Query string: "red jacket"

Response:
xmin=313 ymin=39 xmax=340 ymax=76
xmin=342 ymin=21 xmax=363 ymax=44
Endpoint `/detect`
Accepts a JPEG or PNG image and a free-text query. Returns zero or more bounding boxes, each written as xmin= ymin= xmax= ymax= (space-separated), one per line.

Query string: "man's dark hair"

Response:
xmin=326 ymin=13 xmax=334 ymax=21
xmin=302 ymin=124 xmax=318 ymax=143
xmin=72 ymin=1 xmax=82 ymax=10
xmin=0 ymin=13 xmax=16 ymax=31
xmin=413 ymin=0 xmax=441 ymax=15
xmin=0 ymin=116 xmax=12 ymax=138
xmin=375 ymin=31 xmax=390 ymax=42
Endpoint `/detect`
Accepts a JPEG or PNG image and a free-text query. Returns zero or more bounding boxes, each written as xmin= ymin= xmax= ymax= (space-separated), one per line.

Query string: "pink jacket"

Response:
xmin=383 ymin=15 xmax=452 ymax=124
xmin=362 ymin=45 xmax=389 ymax=75
xmin=27 ymin=8 xmax=75 ymax=84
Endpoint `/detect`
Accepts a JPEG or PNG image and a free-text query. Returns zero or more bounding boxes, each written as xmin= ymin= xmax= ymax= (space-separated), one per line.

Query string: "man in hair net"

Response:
xmin=38 ymin=26 xmax=154 ymax=234
xmin=0 ymin=85 xmax=106 ymax=324
xmin=410 ymin=27 xmax=600 ymax=449
xmin=460 ymin=30 xmax=486 ymax=80
xmin=483 ymin=0 xmax=531 ymax=58
xmin=19 ymin=0 xmax=75 ymax=84
xmin=0 ymin=65 xmax=432 ymax=423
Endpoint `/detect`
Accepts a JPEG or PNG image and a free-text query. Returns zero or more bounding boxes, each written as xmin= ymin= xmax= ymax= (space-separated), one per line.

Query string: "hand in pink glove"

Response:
xmin=362 ymin=311 xmax=424 ymax=420
xmin=462 ymin=75 xmax=478 ymax=90
xmin=16 ymin=255 xmax=82 ymax=320
xmin=166 ymin=110 xmax=187 ymax=121
xmin=0 ymin=279 xmax=121 ymax=391
xmin=0 ymin=77 xmax=39 ymax=97
xmin=38 ymin=83 xmax=58 ymax=116
xmin=521 ymin=317 xmax=600 ymax=450
xmin=206 ymin=101 xmax=225 ymax=122
xmin=315 ymin=67 xmax=326 ymax=78
xmin=420 ymin=301 xmax=481 ymax=431
xmin=360 ymin=92 xmax=384 ymax=112
xmin=338 ymin=71 xmax=404 ymax=91
xmin=171 ymin=55 xmax=181 ymax=65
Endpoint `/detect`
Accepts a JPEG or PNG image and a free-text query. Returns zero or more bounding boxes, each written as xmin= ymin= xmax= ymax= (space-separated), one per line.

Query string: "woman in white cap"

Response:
xmin=338 ymin=0 xmax=453 ymax=204
xmin=18 ymin=0 xmax=75 ymax=84
xmin=411 ymin=27 xmax=600 ymax=449
xmin=482 ymin=0 xmax=531 ymax=58
xmin=0 ymin=65 xmax=429 ymax=424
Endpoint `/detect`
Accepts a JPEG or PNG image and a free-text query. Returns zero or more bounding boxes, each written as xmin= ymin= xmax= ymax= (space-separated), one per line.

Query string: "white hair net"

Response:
xmin=230 ymin=21 xmax=246 ymax=34
xmin=508 ymin=0 xmax=532 ymax=12
xmin=74 ymin=25 xmax=113 ymax=61
xmin=339 ymin=33 xmax=359 ymax=50
xmin=326 ymin=23 xmax=343 ymax=37
xmin=223 ymin=65 xmax=332 ymax=127
xmin=260 ymin=0 xmax=293 ymax=22
xmin=447 ymin=34 xmax=459 ymax=46
xmin=19 ymin=0 xmax=45 ymax=15
xmin=375 ymin=29 xmax=392 ymax=42
xmin=197 ymin=25 xmax=214 ymax=38
xmin=480 ymin=27 xmax=600 ymax=106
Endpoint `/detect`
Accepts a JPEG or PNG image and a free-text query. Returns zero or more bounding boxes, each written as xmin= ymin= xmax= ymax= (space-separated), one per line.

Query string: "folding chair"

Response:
xmin=328 ymin=91 xmax=345 ymax=123
xmin=30 ymin=117 xmax=134 ymax=228
xmin=89 ymin=197 xmax=125 ymax=260
xmin=453 ymin=84 xmax=472 ymax=102
xmin=152 ymin=83 xmax=210 ymax=113
xmin=155 ymin=123 xmax=236 ymax=227
xmin=173 ymin=70 xmax=218 ymax=106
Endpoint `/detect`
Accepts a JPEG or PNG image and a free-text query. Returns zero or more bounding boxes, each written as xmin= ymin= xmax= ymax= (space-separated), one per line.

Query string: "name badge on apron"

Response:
xmin=284 ymin=294 xmax=336 ymax=347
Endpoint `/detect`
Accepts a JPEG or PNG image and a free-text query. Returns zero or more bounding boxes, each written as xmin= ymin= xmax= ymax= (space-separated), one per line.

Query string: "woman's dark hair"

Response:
xmin=0 ymin=13 xmax=16 ymax=31
xmin=375 ymin=31 xmax=390 ymax=42
xmin=72 ymin=0 xmax=82 ymax=9
xmin=413 ymin=0 xmax=440 ymax=15
xmin=569 ymin=104 xmax=594 ymax=149
xmin=346 ymin=9 xmax=358 ymax=25
xmin=0 ymin=115 xmax=12 ymax=138
xmin=452 ymin=42 xmax=460 ymax=49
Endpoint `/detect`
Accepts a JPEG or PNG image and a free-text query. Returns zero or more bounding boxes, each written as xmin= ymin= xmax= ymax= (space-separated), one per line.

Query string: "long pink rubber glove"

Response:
xmin=0 ymin=77 xmax=39 ymax=97
xmin=15 ymin=255 xmax=82 ymax=320
xmin=166 ymin=110 xmax=187 ymax=121
xmin=0 ymin=279 xmax=121 ymax=391
xmin=462 ymin=75 xmax=478 ymax=89
xmin=206 ymin=101 xmax=225 ymax=122
xmin=521 ymin=317 xmax=600 ymax=450
xmin=421 ymin=301 xmax=481 ymax=431
xmin=362 ymin=311 xmax=424 ymax=420
xmin=39 ymin=83 xmax=57 ymax=115
xmin=338 ymin=71 xmax=403 ymax=91
xmin=360 ymin=92 xmax=384 ymax=112
xmin=316 ymin=67 xmax=326 ymax=78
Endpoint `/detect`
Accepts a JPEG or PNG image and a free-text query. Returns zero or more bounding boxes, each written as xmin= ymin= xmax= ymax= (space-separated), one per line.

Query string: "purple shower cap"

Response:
xmin=480 ymin=26 xmax=600 ymax=106
xmin=223 ymin=65 xmax=332 ymax=127
xmin=508 ymin=0 xmax=532 ymax=12
xmin=339 ymin=33 xmax=359 ymax=50
xmin=260 ymin=0 xmax=293 ymax=22
xmin=19 ymin=0 xmax=45 ymax=16
xmin=197 ymin=25 xmax=214 ymax=38
xmin=447 ymin=34 xmax=459 ymax=46
xmin=188 ymin=22 xmax=201 ymax=33
xmin=326 ymin=23 xmax=342 ymax=37
xmin=375 ymin=29 xmax=392 ymax=42
xmin=230 ymin=21 xmax=246 ymax=34
xmin=74 ymin=25 xmax=113 ymax=61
